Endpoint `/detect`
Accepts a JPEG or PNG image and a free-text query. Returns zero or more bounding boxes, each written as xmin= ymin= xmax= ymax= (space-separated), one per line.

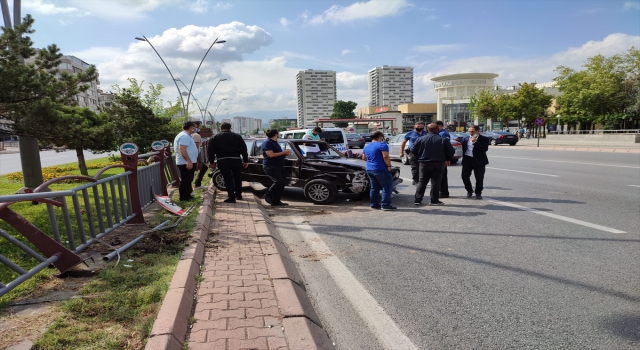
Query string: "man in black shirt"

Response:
xmin=207 ymin=122 xmax=249 ymax=203
xmin=411 ymin=123 xmax=455 ymax=206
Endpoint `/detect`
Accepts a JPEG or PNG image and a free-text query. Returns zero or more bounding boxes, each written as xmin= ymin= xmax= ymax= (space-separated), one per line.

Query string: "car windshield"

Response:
xmin=345 ymin=133 xmax=359 ymax=138
xmin=291 ymin=142 xmax=344 ymax=159
xmin=320 ymin=131 xmax=344 ymax=144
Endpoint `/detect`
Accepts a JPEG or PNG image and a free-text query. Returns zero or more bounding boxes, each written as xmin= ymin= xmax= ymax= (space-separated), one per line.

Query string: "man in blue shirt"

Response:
xmin=362 ymin=131 xmax=396 ymax=211
xmin=412 ymin=123 xmax=455 ymax=206
xmin=399 ymin=122 xmax=427 ymax=185
xmin=261 ymin=129 xmax=292 ymax=206
xmin=174 ymin=121 xmax=199 ymax=201
xmin=436 ymin=121 xmax=451 ymax=198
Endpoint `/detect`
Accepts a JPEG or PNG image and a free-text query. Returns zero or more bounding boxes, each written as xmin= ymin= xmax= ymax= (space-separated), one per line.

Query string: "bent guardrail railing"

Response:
xmin=0 ymin=140 xmax=179 ymax=298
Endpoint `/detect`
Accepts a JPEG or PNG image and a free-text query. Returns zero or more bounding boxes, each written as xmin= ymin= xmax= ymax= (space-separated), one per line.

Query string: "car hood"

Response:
xmin=306 ymin=157 xmax=367 ymax=169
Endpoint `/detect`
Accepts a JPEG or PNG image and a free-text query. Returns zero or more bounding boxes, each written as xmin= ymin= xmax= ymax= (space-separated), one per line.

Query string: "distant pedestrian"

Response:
xmin=207 ymin=122 xmax=249 ymax=203
xmin=461 ymin=125 xmax=490 ymax=200
xmin=174 ymin=121 xmax=199 ymax=201
xmin=261 ymin=129 xmax=292 ymax=207
xmin=362 ymin=131 xmax=396 ymax=211
xmin=436 ymin=121 xmax=451 ymax=198
xmin=412 ymin=123 xmax=455 ymax=206
xmin=191 ymin=121 xmax=208 ymax=190
xmin=301 ymin=126 xmax=323 ymax=158
xmin=399 ymin=122 xmax=427 ymax=185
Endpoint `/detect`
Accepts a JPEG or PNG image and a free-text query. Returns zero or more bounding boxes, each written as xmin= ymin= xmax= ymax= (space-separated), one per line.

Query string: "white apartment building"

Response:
xmin=296 ymin=70 xmax=336 ymax=128
xmin=232 ymin=116 xmax=262 ymax=134
xmin=368 ymin=66 xmax=414 ymax=110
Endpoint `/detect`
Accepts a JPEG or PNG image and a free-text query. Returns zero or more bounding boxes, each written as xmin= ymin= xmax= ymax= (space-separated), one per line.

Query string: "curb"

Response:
xmin=144 ymin=185 xmax=216 ymax=350
xmin=501 ymin=145 xmax=640 ymax=153
xmin=248 ymin=196 xmax=335 ymax=350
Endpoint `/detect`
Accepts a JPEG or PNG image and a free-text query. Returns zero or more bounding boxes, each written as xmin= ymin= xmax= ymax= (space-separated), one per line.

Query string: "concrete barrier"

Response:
xmin=546 ymin=134 xmax=640 ymax=143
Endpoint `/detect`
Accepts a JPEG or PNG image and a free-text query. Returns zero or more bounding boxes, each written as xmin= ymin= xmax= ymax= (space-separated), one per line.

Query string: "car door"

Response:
xmin=243 ymin=140 xmax=270 ymax=183
xmin=278 ymin=141 xmax=303 ymax=187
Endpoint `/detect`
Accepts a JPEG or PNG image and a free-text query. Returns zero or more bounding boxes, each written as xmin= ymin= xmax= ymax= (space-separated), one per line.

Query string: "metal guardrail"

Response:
xmin=0 ymin=140 xmax=183 ymax=297
xmin=549 ymin=129 xmax=640 ymax=135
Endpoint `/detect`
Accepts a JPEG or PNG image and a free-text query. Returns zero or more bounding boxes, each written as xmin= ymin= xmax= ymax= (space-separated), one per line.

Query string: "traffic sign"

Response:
xmin=535 ymin=117 xmax=545 ymax=126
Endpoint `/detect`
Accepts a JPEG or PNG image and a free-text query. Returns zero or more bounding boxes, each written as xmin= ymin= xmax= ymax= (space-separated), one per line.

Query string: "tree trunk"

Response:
xmin=19 ymin=137 xmax=45 ymax=189
xmin=76 ymin=147 xmax=88 ymax=176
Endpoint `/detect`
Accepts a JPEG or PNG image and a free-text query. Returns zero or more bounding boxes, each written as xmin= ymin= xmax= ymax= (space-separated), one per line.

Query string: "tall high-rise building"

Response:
xmin=296 ymin=70 xmax=336 ymax=128
xmin=232 ymin=116 xmax=262 ymax=134
xmin=368 ymin=66 xmax=413 ymax=110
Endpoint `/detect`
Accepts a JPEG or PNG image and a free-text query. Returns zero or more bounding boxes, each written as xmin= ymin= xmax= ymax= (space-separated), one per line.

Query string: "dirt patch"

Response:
xmin=0 ymin=303 xmax=63 ymax=349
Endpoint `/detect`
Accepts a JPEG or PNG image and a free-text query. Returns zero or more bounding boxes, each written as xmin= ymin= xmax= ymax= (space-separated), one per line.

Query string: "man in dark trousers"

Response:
xmin=207 ymin=122 xmax=248 ymax=203
xmin=412 ymin=123 xmax=455 ymax=206
xmin=191 ymin=121 xmax=208 ymax=189
xmin=261 ymin=129 xmax=292 ymax=207
xmin=436 ymin=121 xmax=451 ymax=198
xmin=461 ymin=125 xmax=490 ymax=199
xmin=399 ymin=122 xmax=427 ymax=185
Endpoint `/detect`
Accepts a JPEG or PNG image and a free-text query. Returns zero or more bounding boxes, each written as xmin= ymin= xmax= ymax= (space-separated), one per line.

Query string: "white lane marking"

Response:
xmin=491 ymin=155 xmax=640 ymax=169
xmin=628 ymin=185 xmax=640 ymax=188
xmin=41 ymin=156 xmax=67 ymax=160
xmin=291 ymin=216 xmax=419 ymax=350
xmin=486 ymin=198 xmax=627 ymax=234
xmin=400 ymin=177 xmax=413 ymax=183
xmin=486 ymin=167 xmax=559 ymax=177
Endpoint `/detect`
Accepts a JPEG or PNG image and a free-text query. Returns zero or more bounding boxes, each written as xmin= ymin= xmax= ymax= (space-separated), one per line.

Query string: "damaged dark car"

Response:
xmin=210 ymin=139 xmax=403 ymax=204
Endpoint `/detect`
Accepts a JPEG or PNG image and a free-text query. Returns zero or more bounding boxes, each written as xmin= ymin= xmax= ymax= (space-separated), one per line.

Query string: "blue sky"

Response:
xmin=9 ymin=0 xmax=640 ymax=121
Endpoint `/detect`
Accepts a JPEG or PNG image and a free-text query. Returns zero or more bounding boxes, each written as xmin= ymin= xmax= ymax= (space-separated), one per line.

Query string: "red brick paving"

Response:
xmin=187 ymin=197 xmax=288 ymax=350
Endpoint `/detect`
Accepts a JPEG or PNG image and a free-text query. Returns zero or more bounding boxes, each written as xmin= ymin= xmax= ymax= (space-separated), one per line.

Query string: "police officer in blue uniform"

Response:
xmin=399 ymin=122 xmax=428 ymax=185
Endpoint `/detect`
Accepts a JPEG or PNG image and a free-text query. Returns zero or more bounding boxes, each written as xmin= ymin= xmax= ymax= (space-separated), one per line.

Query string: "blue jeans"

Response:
xmin=367 ymin=170 xmax=393 ymax=208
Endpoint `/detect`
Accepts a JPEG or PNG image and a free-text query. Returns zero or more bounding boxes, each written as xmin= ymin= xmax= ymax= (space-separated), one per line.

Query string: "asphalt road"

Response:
xmin=266 ymin=147 xmax=640 ymax=350
xmin=0 ymin=149 xmax=113 ymax=175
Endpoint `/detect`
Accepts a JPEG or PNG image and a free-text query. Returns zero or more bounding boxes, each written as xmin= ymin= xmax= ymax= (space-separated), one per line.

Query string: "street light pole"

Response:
xmin=185 ymin=38 xmax=226 ymax=119
xmin=210 ymin=98 xmax=227 ymax=131
xmin=203 ymin=77 xmax=228 ymax=116
xmin=175 ymin=78 xmax=207 ymax=121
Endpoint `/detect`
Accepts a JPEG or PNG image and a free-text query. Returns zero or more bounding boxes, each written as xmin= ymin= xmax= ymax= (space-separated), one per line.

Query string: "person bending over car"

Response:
xmin=261 ymin=129 xmax=292 ymax=207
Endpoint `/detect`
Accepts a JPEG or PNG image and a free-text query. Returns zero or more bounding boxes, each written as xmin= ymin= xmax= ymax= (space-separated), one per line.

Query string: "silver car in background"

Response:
xmin=388 ymin=133 xmax=462 ymax=164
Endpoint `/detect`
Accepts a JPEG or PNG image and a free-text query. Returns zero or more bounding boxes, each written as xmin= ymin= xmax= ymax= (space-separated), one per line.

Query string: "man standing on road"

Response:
xmin=191 ymin=121 xmax=208 ymax=190
xmin=207 ymin=122 xmax=249 ymax=203
xmin=399 ymin=122 xmax=427 ymax=185
xmin=261 ymin=129 xmax=292 ymax=207
xmin=461 ymin=125 xmax=490 ymax=199
xmin=174 ymin=121 xmax=199 ymax=201
xmin=362 ymin=131 xmax=396 ymax=211
xmin=301 ymin=126 xmax=323 ymax=158
xmin=412 ymin=123 xmax=455 ymax=206
xmin=436 ymin=121 xmax=451 ymax=198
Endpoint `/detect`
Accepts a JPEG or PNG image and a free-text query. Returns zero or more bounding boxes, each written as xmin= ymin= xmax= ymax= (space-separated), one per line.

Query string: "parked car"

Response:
xmin=388 ymin=133 xmax=462 ymax=164
xmin=211 ymin=139 xmax=403 ymax=204
xmin=345 ymin=133 xmax=366 ymax=149
xmin=449 ymin=132 xmax=468 ymax=143
xmin=359 ymin=133 xmax=372 ymax=143
xmin=483 ymin=131 xmax=518 ymax=146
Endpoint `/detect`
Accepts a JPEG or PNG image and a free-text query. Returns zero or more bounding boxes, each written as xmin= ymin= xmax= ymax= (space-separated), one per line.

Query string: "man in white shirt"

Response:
xmin=174 ymin=121 xmax=199 ymax=201
xmin=301 ymin=127 xmax=323 ymax=158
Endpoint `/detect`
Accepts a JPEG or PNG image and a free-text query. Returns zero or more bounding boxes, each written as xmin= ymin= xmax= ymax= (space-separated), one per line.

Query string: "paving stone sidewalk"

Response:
xmin=184 ymin=194 xmax=333 ymax=350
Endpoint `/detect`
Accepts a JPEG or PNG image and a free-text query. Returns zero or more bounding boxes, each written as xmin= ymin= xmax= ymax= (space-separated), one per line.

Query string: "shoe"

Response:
xmin=381 ymin=206 xmax=397 ymax=211
xmin=476 ymin=194 xmax=483 ymax=199
xmin=370 ymin=206 xmax=381 ymax=210
xmin=271 ymin=201 xmax=289 ymax=207
xmin=414 ymin=202 xmax=421 ymax=206
xmin=223 ymin=198 xmax=236 ymax=203
xmin=429 ymin=201 xmax=445 ymax=206
xmin=467 ymin=192 xmax=473 ymax=198
xmin=412 ymin=181 xmax=417 ymax=186
xmin=262 ymin=195 xmax=273 ymax=204
xmin=439 ymin=193 xmax=449 ymax=198
xmin=236 ymin=195 xmax=243 ymax=200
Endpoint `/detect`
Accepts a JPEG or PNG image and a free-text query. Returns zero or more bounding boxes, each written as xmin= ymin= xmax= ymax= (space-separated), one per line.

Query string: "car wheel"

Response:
xmin=304 ymin=179 xmax=338 ymax=204
xmin=401 ymin=154 xmax=410 ymax=165
xmin=212 ymin=171 xmax=226 ymax=191
xmin=490 ymin=139 xmax=497 ymax=146
xmin=450 ymin=158 xmax=458 ymax=164
xmin=509 ymin=143 xmax=516 ymax=146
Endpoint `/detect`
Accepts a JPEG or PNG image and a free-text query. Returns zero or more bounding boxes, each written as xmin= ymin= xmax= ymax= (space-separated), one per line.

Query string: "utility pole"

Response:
xmin=2 ymin=0 xmax=44 ymax=189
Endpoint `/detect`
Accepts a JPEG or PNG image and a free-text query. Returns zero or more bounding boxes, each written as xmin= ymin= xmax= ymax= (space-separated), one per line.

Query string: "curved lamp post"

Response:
xmin=135 ymin=35 xmax=225 ymax=119
xmin=209 ymin=98 xmax=227 ymax=131
xmin=175 ymin=78 xmax=207 ymax=121
xmin=203 ymin=78 xmax=228 ymax=116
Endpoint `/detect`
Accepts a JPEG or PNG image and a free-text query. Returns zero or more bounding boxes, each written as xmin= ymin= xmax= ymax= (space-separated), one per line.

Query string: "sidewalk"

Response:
xmin=512 ymin=138 xmax=640 ymax=152
xmin=145 ymin=186 xmax=334 ymax=350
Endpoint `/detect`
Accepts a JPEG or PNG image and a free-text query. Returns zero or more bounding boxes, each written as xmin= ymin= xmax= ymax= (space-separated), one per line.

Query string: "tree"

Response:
xmin=496 ymin=83 xmax=553 ymax=136
xmin=468 ymin=89 xmax=498 ymax=124
xmin=269 ymin=121 xmax=293 ymax=132
xmin=330 ymin=100 xmax=357 ymax=128
xmin=46 ymin=106 xmax=116 ymax=175
xmin=0 ymin=15 xmax=97 ymax=187
xmin=102 ymin=79 xmax=182 ymax=153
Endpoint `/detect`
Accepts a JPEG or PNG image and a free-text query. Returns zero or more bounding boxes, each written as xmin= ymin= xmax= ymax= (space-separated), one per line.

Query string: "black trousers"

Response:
xmin=461 ymin=156 xmax=486 ymax=195
xmin=218 ymin=158 xmax=243 ymax=199
xmin=408 ymin=149 xmax=419 ymax=183
xmin=263 ymin=165 xmax=287 ymax=204
xmin=177 ymin=164 xmax=196 ymax=200
xmin=415 ymin=162 xmax=445 ymax=203
xmin=193 ymin=164 xmax=208 ymax=187
xmin=440 ymin=166 xmax=449 ymax=195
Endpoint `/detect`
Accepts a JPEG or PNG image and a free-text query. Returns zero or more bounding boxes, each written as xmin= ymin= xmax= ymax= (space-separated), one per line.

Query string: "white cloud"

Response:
xmin=23 ymin=0 xmax=82 ymax=15
xmin=280 ymin=17 xmax=290 ymax=26
xmin=59 ymin=0 xmax=179 ymax=20
xmin=58 ymin=19 xmax=73 ymax=26
xmin=442 ymin=23 xmax=451 ymax=28
xmin=623 ymin=1 xmax=640 ymax=10
xmin=189 ymin=0 xmax=209 ymax=13
xmin=413 ymin=44 xmax=464 ymax=54
xmin=213 ymin=1 xmax=233 ymax=11
xmin=426 ymin=15 xmax=438 ymax=20
xmin=342 ymin=49 xmax=355 ymax=55
xmin=412 ymin=33 xmax=640 ymax=102
xmin=308 ymin=0 xmax=410 ymax=24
